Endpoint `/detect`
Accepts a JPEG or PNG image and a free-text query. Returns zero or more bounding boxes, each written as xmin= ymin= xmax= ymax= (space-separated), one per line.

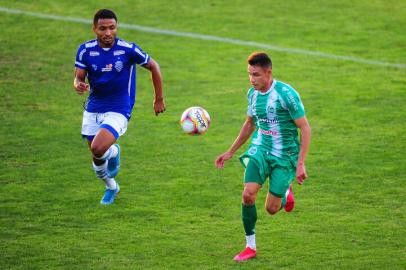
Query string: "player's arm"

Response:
xmin=143 ymin=58 xmax=165 ymax=115
xmin=215 ymin=116 xmax=256 ymax=168
xmin=73 ymin=68 xmax=89 ymax=95
xmin=294 ymin=116 xmax=311 ymax=184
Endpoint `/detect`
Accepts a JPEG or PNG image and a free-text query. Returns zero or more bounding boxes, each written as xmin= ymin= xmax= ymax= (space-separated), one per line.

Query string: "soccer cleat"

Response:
xmin=284 ymin=184 xmax=295 ymax=212
xmin=107 ymin=144 xmax=120 ymax=178
xmin=100 ymin=184 xmax=120 ymax=205
xmin=233 ymin=247 xmax=256 ymax=261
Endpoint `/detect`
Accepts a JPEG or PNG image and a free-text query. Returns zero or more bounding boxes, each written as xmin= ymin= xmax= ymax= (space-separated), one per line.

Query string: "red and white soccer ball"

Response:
xmin=180 ymin=106 xmax=211 ymax=135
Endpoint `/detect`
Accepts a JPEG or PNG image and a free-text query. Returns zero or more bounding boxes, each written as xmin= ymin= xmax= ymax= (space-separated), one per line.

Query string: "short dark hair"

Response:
xmin=93 ymin=9 xmax=118 ymax=25
xmin=247 ymin=52 xmax=272 ymax=69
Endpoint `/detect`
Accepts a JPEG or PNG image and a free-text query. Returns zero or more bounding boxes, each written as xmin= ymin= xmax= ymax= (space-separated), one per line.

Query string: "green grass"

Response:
xmin=0 ymin=1 xmax=405 ymax=269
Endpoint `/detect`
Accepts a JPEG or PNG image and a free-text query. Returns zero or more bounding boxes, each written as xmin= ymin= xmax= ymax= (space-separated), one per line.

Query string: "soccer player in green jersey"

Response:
xmin=215 ymin=52 xmax=311 ymax=261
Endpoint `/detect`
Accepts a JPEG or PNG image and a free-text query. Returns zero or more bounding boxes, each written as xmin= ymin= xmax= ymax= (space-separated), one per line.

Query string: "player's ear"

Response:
xmin=267 ymin=67 xmax=272 ymax=77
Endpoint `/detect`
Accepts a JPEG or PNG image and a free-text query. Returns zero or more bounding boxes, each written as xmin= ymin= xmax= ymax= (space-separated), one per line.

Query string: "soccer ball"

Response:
xmin=180 ymin=106 xmax=211 ymax=135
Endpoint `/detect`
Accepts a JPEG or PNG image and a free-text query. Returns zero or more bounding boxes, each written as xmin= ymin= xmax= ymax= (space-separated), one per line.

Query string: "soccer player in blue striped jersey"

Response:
xmin=74 ymin=9 xmax=165 ymax=205
xmin=215 ymin=52 xmax=311 ymax=261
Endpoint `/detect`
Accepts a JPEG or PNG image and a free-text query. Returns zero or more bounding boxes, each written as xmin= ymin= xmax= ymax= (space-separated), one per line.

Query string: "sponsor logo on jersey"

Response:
xmin=89 ymin=51 xmax=100 ymax=56
xmin=114 ymin=50 xmax=125 ymax=56
xmin=258 ymin=128 xmax=278 ymax=136
xmin=258 ymin=117 xmax=279 ymax=124
xmin=115 ymin=61 xmax=123 ymax=72
xmin=102 ymin=64 xmax=113 ymax=72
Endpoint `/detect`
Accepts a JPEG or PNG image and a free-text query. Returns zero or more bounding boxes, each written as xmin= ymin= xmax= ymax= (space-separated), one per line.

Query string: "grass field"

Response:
xmin=1 ymin=1 xmax=405 ymax=269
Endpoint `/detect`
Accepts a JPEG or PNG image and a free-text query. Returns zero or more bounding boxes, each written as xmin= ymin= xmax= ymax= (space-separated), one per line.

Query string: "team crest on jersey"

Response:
xmin=92 ymin=64 xmax=98 ymax=71
xmin=114 ymin=50 xmax=125 ymax=56
xmin=89 ymin=51 xmax=100 ymax=56
xmin=267 ymin=106 xmax=275 ymax=114
xmin=115 ymin=61 xmax=123 ymax=72
xmin=102 ymin=64 xmax=113 ymax=72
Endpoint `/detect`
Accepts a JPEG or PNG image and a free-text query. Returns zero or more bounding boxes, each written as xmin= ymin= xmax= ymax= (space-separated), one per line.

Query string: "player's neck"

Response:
xmin=98 ymin=39 xmax=116 ymax=49
xmin=258 ymin=79 xmax=273 ymax=93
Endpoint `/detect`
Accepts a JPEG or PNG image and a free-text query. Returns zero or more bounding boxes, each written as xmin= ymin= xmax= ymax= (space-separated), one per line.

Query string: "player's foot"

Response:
xmin=233 ymin=247 xmax=256 ymax=261
xmin=284 ymin=184 xmax=295 ymax=212
xmin=100 ymin=184 xmax=120 ymax=205
xmin=107 ymin=144 xmax=120 ymax=178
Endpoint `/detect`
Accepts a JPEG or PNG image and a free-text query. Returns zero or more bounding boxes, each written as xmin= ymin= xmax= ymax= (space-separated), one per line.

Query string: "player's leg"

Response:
xmin=242 ymin=182 xmax=261 ymax=246
xmin=234 ymin=160 xmax=264 ymax=261
xmin=91 ymin=127 xmax=118 ymax=165
xmin=265 ymin=185 xmax=294 ymax=214
xmin=89 ymin=128 xmax=121 ymax=204
xmin=97 ymin=112 xmax=128 ymax=178
xmin=85 ymin=137 xmax=118 ymax=188
xmin=266 ymin=157 xmax=296 ymax=214
xmin=264 ymin=192 xmax=283 ymax=215
xmin=82 ymin=112 xmax=127 ymax=204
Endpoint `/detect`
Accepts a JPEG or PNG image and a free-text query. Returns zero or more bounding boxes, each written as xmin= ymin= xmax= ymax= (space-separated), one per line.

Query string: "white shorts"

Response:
xmin=81 ymin=111 xmax=128 ymax=141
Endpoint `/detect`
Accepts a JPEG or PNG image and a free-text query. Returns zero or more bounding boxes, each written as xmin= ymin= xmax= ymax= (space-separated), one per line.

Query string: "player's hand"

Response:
xmin=296 ymin=163 xmax=307 ymax=185
xmin=153 ymin=98 xmax=166 ymax=116
xmin=74 ymin=81 xmax=89 ymax=95
xmin=215 ymin=151 xmax=233 ymax=169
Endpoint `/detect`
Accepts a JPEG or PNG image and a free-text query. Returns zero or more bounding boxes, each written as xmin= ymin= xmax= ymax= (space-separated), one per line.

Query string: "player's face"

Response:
xmin=93 ymin=18 xmax=117 ymax=48
xmin=248 ymin=65 xmax=272 ymax=91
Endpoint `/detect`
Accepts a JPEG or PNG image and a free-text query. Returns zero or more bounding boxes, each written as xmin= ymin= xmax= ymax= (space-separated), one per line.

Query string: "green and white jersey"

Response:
xmin=247 ymin=79 xmax=305 ymax=159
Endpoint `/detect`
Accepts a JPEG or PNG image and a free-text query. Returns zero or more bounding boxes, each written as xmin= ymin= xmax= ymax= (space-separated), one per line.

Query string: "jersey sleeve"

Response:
xmin=246 ymin=88 xmax=254 ymax=117
xmin=280 ymin=86 xmax=305 ymax=120
xmin=130 ymin=44 xmax=150 ymax=66
xmin=74 ymin=44 xmax=87 ymax=70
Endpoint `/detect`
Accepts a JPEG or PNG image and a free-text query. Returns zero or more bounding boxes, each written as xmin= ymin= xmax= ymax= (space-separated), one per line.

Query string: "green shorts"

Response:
xmin=240 ymin=146 xmax=296 ymax=198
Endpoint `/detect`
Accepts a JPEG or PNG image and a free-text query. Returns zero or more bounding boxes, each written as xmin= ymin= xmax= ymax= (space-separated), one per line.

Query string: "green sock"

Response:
xmin=242 ymin=204 xmax=257 ymax=235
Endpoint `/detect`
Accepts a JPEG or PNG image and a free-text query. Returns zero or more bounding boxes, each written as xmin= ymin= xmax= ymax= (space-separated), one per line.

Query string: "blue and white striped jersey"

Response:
xmin=75 ymin=38 xmax=150 ymax=119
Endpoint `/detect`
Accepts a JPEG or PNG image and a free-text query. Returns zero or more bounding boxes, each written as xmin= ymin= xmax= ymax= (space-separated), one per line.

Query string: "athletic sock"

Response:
xmin=104 ymin=177 xmax=117 ymax=190
xmin=92 ymin=161 xmax=117 ymax=190
xmin=242 ymin=203 xmax=257 ymax=249
xmin=95 ymin=144 xmax=118 ymax=161
xmin=108 ymin=144 xmax=119 ymax=159
xmin=245 ymin=234 xmax=256 ymax=250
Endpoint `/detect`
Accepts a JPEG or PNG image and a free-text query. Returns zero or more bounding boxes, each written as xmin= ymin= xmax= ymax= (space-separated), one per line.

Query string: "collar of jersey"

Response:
xmin=256 ymin=79 xmax=277 ymax=95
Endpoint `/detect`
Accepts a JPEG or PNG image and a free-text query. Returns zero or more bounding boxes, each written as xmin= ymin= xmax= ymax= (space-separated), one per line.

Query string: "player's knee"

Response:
xmin=242 ymin=190 xmax=256 ymax=205
xmin=90 ymin=143 xmax=106 ymax=158
xmin=266 ymin=204 xmax=280 ymax=215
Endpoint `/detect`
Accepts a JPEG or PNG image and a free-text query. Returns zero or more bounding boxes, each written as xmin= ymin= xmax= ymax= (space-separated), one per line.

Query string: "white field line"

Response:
xmin=1 ymin=6 xmax=405 ymax=69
